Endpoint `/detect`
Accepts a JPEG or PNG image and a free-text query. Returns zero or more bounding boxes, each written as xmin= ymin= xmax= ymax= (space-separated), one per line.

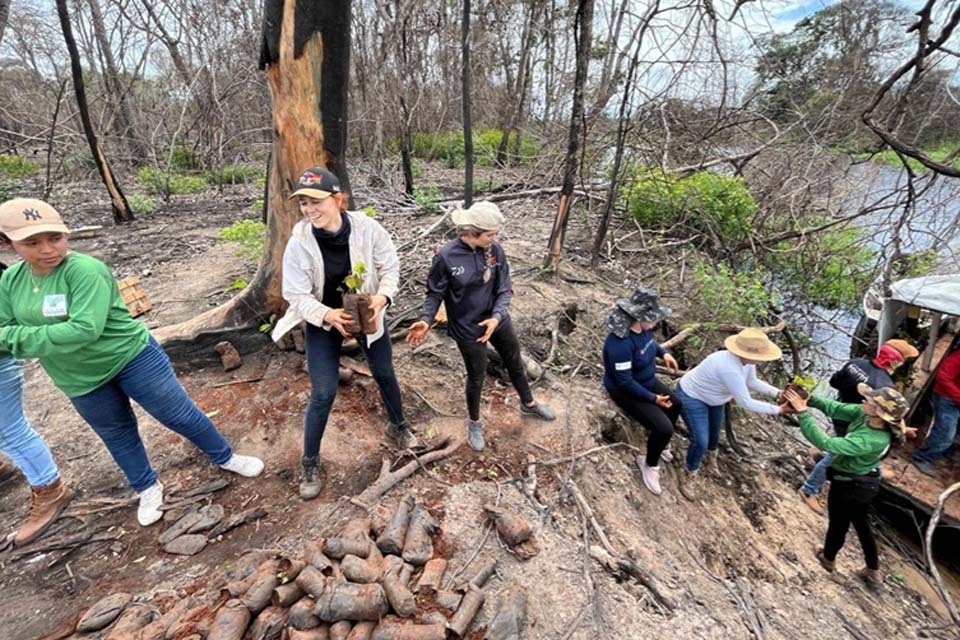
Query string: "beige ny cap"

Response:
xmin=451 ymin=201 xmax=504 ymax=231
xmin=0 ymin=198 xmax=71 ymax=241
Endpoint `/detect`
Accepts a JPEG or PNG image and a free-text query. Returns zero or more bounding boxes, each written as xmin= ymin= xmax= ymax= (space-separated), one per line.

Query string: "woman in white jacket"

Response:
xmin=273 ymin=168 xmax=412 ymax=500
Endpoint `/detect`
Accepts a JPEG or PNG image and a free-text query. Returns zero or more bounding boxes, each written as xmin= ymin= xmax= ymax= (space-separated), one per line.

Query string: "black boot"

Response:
xmin=386 ymin=421 xmax=421 ymax=450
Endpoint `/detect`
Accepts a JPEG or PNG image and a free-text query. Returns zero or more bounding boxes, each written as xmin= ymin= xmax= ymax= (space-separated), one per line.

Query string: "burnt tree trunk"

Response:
xmin=55 ymin=0 xmax=133 ymax=224
xmin=461 ymin=0 xmax=474 ymax=207
xmin=154 ymin=0 xmax=352 ymax=363
xmin=591 ymin=34 xmax=642 ymax=267
xmin=543 ymin=0 xmax=593 ymax=272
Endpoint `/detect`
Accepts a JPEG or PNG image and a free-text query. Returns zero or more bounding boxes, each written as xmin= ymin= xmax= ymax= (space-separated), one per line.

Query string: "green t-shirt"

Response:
xmin=0 ymin=252 xmax=149 ymax=397
xmin=797 ymin=395 xmax=892 ymax=477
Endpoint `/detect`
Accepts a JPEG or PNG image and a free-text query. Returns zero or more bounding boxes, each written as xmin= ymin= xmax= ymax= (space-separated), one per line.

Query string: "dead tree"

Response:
xmin=0 ymin=0 xmax=10 ymax=45
xmin=461 ymin=0 xmax=473 ymax=207
xmin=154 ymin=0 xmax=352 ymax=362
xmin=55 ymin=0 xmax=133 ymax=224
xmin=543 ymin=0 xmax=594 ymax=272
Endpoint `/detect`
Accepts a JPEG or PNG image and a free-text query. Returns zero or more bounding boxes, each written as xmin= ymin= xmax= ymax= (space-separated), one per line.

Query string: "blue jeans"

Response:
xmin=676 ymin=383 xmax=725 ymax=471
xmin=0 ymin=356 xmax=60 ymax=487
xmin=70 ymin=337 xmax=233 ymax=492
xmin=303 ymin=323 xmax=405 ymax=459
xmin=914 ymin=393 xmax=960 ymax=464
xmin=801 ymin=452 xmax=834 ymax=496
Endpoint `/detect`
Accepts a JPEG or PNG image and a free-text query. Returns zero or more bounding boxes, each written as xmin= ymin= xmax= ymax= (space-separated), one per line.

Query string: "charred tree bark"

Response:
xmin=153 ymin=0 xmax=352 ymax=363
xmin=543 ymin=0 xmax=593 ymax=272
xmin=55 ymin=0 xmax=133 ymax=224
xmin=0 ymin=0 xmax=10 ymax=45
xmin=461 ymin=0 xmax=474 ymax=207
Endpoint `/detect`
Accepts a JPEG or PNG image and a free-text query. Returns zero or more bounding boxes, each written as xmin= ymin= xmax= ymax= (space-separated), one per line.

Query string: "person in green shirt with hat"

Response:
xmin=0 ymin=198 xmax=264 ymax=528
xmin=782 ymin=383 xmax=909 ymax=589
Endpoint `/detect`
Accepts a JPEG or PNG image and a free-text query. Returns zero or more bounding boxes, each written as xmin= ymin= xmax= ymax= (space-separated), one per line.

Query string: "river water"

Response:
xmin=789 ymin=163 xmax=960 ymax=381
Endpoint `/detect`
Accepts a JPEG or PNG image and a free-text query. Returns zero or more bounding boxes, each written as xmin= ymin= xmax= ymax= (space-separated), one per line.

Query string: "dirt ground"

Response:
xmin=0 ymin=173 xmax=958 ymax=639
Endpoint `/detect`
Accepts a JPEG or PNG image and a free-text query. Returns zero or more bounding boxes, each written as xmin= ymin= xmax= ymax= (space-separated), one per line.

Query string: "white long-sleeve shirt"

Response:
xmin=678 ymin=350 xmax=781 ymax=415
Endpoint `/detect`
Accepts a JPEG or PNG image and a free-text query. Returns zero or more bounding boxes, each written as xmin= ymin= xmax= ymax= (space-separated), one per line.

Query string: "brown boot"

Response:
xmin=815 ymin=548 xmax=835 ymax=573
xmin=14 ymin=478 xmax=73 ymax=546
xmin=0 ymin=457 xmax=18 ymax=486
xmin=678 ymin=469 xmax=700 ymax=502
xmin=799 ymin=489 xmax=824 ymax=515
xmin=857 ymin=567 xmax=882 ymax=590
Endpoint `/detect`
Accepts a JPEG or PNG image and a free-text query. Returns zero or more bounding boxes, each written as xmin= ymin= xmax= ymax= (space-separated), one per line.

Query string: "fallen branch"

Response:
xmin=833 ymin=608 xmax=875 ymax=640
xmin=588 ymin=546 xmax=677 ymax=613
xmin=356 ymin=437 xmax=461 ymax=506
xmin=924 ymin=482 xmax=960 ymax=629
xmin=660 ymin=320 xmax=787 ymax=350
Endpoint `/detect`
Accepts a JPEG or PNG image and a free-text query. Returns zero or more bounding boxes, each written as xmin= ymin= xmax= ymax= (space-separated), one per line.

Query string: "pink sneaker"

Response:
xmin=635 ymin=455 xmax=662 ymax=496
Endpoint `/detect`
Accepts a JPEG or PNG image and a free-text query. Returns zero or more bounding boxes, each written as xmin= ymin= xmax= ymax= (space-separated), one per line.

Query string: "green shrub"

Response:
xmin=363 ymin=206 xmax=377 ymax=218
xmin=206 ymin=164 xmax=264 ymax=186
xmin=219 ymin=219 xmax=266 ymax=261
xmin=127 ymin=195 xmax=157 ymax=214
xmin=414 ymin=184 xmax=441 ymax=213
xmin=403 ymin=129 xmax=540 ymax=167
xmin=624 ymin=168 xmax=757 ymax=241
xmin=770 ymin=223 xmax=876 ymax=311
xmin=137 ymin=166 xmax=207 ymax=195
xmin=692 ymin=262 xmax=780 ymax=325
xmin=0 ymin=155 xmax=39 ymax=179
xmin=170 ymin=144 xmax=201 ymax=171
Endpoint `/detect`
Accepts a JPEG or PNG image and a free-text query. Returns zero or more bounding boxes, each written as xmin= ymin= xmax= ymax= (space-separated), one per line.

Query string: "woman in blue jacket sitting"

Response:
xmin=602 ymin=288 xmax=680 ymax=496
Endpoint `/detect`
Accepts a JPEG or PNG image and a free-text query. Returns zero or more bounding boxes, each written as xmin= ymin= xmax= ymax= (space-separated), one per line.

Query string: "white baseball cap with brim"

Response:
xmin=451 ymin=201 xmax=504 ymax=231
xmin=289 ymin=167 xmax=342 ymax=200
xmin=0 ymin=198 xmax=71 ymax=241
xmin=724 ymin=327 xmax=782 ymax=361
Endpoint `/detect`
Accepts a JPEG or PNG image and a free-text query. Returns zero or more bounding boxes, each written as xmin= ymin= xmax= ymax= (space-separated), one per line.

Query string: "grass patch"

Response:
xmin=219 ymin=219 xmax=266 ymax=261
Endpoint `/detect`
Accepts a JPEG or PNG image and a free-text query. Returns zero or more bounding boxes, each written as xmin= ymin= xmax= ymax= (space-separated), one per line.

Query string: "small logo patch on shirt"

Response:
xmin=42 ymin=294 xmax=67 ymax=318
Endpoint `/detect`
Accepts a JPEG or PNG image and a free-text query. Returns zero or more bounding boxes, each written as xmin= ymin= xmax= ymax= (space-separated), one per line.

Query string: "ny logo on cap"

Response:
xmin=22 ymin=207 xmax=42 ymax=221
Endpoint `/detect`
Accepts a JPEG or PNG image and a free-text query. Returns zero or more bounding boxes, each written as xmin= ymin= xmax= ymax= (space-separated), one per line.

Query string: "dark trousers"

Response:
xmin=608 ymin=381 xmax=681 ymax=466
xmin=823 ymin=477 xmax=880 ymax=570
xmin=303 ymin=323 xmax=405 ymax=459
xmin=455 ymin=322 xmax=533 ymax=422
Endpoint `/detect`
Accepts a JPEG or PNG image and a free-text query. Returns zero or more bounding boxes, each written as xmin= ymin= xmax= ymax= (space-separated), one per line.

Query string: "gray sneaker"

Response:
xmin=520 ymin=402 xmax=556 ymax=421
xmin=299 ymin=456 xmax=323 ymax=501
xmin=466 ymin=420 xmax=486 ymax=451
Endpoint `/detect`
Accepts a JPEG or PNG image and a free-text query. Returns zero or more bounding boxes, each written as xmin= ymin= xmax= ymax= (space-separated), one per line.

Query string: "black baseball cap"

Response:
xmin=289 ymin=167 xmax=342 ymax=200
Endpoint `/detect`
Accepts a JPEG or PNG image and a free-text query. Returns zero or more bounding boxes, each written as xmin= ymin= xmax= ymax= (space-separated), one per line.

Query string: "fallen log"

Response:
xmin=356 ymin=438 xmax=460 ymax=507
xmin=104 ymin=603 xmax=154 ymax=640
xmin=446 ymin=587 xmax=485 ymax=639
xmin=484 ymin=586 xmax=527 ymax=640
xmin=247 ymin=606 xmax=286 ymax=640
xmin=76 ymin=592 xmax=132 ymax=632
xmin=415 ymin=559 xmax=446 ymax=595
xmin=289 ymin=596 xmax=322 ymax=630
xmin=401 ymin=505 xmax=438 ymax=566
xmin=207 ymin=599 xmax=250 ymax=640
xmin=377 ymin=494 xmax=415 ymax=555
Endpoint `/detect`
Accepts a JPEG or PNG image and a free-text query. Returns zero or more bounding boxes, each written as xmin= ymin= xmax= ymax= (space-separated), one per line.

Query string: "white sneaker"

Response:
xmin=219 ymin=453 xmax=264 ymax=477
xmin=137 ymin=481 xmax=164 ymax=527
xmin=660 ymin=448 xmax=674 ymax=463
xmin=635 ymin=455 xmax=662 ymax=496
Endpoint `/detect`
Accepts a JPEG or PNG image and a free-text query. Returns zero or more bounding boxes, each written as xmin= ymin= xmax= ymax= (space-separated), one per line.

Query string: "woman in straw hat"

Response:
xmin=674 ymin=328 xmax=784 ymax=499
xmin=602 ymin=288 xmax=681 ymax=496
xmin=782 ymin=383 xmax=909 ymax=589
xmin=0 ymin=198 xmax=263 ymax=528
xmin=406 ymin=201 xmax=555 ymax=451
xmin=271 ymin=168 xmax=414 ymax=501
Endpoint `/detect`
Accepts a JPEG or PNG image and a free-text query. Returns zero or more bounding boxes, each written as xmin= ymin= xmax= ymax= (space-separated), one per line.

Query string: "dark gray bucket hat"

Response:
xmin=607 ymin=288 xmax=672 ymax=338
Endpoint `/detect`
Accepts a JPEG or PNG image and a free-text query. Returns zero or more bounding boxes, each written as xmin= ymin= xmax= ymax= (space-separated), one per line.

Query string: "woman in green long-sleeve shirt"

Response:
xmin=782 ymin=384 xmax=909 ymax=589
xmin=0 ymin=198 xmax=265 ymax=527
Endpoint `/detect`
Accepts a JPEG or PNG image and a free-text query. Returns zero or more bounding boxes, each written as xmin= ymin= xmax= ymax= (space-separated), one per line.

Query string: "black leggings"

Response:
xmin=456 ymin=322 xmax=533 ymax=422
xmin=608 ymin=380 xmax=681 ymax=466
xmin=823 ymin=478 xmax=879 ymax=570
